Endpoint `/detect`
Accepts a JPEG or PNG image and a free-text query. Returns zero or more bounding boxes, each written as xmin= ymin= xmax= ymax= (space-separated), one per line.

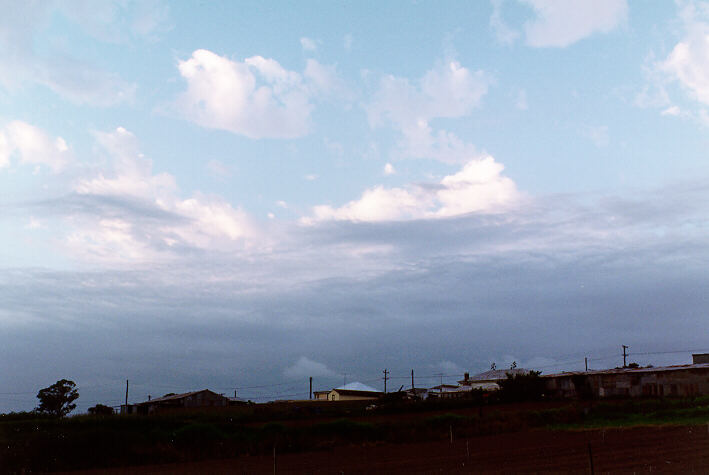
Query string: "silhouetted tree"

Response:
xmin=498 ymin=371 xmax=544 ymax=402
xmin=36 ymin=379 xmax=79 ymax=417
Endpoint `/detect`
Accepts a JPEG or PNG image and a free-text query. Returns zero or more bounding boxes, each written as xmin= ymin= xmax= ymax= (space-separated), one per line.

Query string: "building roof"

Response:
xmin=335 ymin=382 xmax=380 ymax=392
xmin=136 ymin=389 xmax=221 ymax=405
xmin=465 ymin=368 xmax=532 ymax=382
xmin=543 ymin=363 xmax=709 ymax=378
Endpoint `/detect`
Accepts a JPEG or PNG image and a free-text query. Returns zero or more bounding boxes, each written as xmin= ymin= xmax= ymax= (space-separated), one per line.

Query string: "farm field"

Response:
xmin=64 ymin=425 xmax=709 ymax=473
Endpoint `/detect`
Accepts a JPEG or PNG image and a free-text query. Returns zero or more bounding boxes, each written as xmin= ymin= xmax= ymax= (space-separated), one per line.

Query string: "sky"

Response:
xmin=2 ymin=0 xmax=709 ymax=412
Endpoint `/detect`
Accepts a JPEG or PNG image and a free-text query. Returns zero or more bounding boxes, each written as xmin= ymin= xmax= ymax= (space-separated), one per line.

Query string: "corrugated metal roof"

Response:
xmin=136 ymin=389 xmax=217 ymax=405
xmin=543 ymin=363 xmax=709 ymax=378
xmin=468 ymin=368 xmax=532 ymax=382
xmin=335 ymin=382 xmax=379 ymax=392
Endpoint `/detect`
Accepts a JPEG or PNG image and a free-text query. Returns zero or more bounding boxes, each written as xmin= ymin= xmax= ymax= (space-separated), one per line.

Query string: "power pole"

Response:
xmin=383 ymin=369 xmax=389 ymax=393
xmin=622 ymin=345 xmax=629 ymax=368
xmin=309 ymin=377 xmax=313 ymax=400
xmin=585 ymin=357 xmax=588 ymax=372
xmin=125 ymin=379 xmax=129 ymax=409
xmin=411 ymin=369 xmax=415 ymax=391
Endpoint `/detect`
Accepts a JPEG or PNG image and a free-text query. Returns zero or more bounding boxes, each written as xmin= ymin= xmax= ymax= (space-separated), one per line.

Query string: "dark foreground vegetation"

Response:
xmin=4 ymin=395 xmax=709 ymax=473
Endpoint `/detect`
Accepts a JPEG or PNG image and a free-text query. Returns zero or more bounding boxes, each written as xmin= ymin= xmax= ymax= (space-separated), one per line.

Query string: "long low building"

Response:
xmin=121 ymin=389 xmax=231 ymax=414
xmin=313 ymin=382 xmax=382 ymax=401
xmin=544 ymin=359 xmax=709 ymax=399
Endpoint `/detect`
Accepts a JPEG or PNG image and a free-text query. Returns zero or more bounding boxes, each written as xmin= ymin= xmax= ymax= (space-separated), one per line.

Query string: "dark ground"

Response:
xmin=63 ymin=424 xmax=709 ymax=474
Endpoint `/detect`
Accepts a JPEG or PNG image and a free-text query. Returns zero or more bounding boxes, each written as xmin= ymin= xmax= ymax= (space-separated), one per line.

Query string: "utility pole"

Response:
xmin=309 ymin=377 xmax=312 ymax=400
xmin=125 ymin=379 xmax=129 ymax=411
xmin=383 ymin=369 xmax=389 ymax=393
xmin=585 ymin=357 xmax=588 ymax=372
xmin=411 ymin=369 xmax=415 ymax=391
xmin=622 ymin=345 xmax=629 ymax=368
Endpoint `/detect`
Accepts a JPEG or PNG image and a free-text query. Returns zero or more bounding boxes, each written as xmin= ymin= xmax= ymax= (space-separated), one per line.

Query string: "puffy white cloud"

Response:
xmin=304 ymin=59 xmax=350 ymax=99
xmin=398 ymin=120 xmax=480 ymax=164
xmin=310 ymin=186 xmax=428 ymax=223
xmin=174 ymin=49 xmax=344 ymax=139
xmin=369 ymin=60 xmax=489 ymax=127
xmin=284 ymin=356 xmax=335 ymax=379
xmin=659 ymin=3 xmax=709 ymax=107
xmin=0 ymin=121 xmax=71 ymax=172
xmin=368 ymin=60 xmax=490 ymax=163
xmin=306 ymin=155 xmax=519 ymax=223
xmin=522 ymin=0 xmax=627 ymax=48
xmin=69 ymin=126 xmax=257 ymax=262
xmin=383 ymin=163 xmax=396 ymax=175
xmin=435 ymin=157 xmax=519 ymax=217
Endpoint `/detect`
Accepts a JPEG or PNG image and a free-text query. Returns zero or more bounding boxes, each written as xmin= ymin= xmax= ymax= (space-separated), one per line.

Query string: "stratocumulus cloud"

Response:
xmin=3 ymin=181 xmax=709 ymax=411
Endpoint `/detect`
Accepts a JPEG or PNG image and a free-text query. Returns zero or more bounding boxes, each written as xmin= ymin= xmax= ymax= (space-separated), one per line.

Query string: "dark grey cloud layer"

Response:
xmin=2 ymin=183 xmax=709 ymax=412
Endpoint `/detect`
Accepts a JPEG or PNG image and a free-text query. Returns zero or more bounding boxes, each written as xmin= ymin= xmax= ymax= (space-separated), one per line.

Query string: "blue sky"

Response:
xmin=3 ymin=0 xmax=709 ymax=412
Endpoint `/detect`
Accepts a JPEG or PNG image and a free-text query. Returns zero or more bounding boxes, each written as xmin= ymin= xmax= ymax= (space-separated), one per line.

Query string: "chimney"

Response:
xmin=148 ymin=395 xmax=151 ymax=401
xmin=464 ymin=372 xmax=469 ymax=382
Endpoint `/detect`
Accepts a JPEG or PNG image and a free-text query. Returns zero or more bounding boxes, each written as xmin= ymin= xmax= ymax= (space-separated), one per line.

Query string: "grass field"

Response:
xmin=4 ymin=396 xmax=709 ymax=472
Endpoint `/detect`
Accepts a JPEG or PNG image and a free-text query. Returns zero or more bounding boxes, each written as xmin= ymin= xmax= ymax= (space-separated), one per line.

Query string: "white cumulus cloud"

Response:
xmin=659 ymin=3 xmax=709 ymax=107
xmin=0 ymin=121 xmax=72 ymax=172
xmin=522 ymin=0 xmax=628 ymax=48
xmin=69 ymin=126 xmax=257 ymax=262
xmin=174 ymin=49 xmax=343 ymax=139
xmin=306 ymin=155 xmax=519 ymax=223
xmin=368 ymin=60 xmax=490 ymax=163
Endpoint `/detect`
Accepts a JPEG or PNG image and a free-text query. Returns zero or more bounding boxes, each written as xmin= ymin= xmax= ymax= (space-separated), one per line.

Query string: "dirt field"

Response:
xmin=67 ymin=424 xmax=709 ymax=473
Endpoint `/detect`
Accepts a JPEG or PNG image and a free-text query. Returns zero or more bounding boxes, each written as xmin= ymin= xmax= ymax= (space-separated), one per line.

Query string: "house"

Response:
xmin=404 ymin=387 xmax=430 ymax=400
xmin=458 ymin=368 xmax=533 ymax=391
xmin=544 ymin=360 xmax=709 ymax=399
xmin=313 ymin=382 xmax=382 ymax=401
xmin=126 ymin=389 xmax=231 ymax=414
xmin=427 ymin=384 xmax=469 ymax=399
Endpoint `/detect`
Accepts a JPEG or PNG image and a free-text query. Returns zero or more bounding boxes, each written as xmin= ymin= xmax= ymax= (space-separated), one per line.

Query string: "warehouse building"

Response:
xmin=544 ymin=355 xmax=709 ymax=399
